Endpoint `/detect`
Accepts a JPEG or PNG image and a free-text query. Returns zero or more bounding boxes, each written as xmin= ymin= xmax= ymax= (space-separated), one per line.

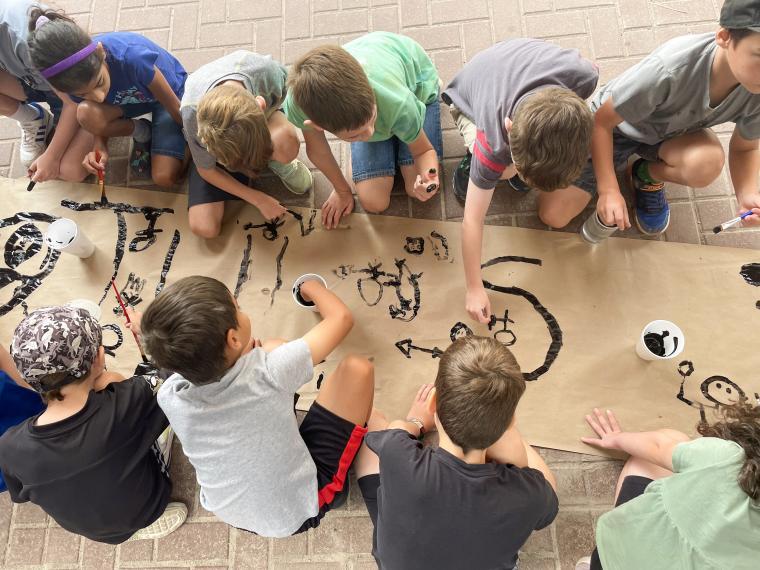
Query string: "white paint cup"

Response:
xmin=292 ymin=274 xmax=327 ymax=311
xmin=66 ymin=299 xmax=102 ymax=321
xmin=635 ymin=320 xmax=685 ymax=361
xmin=44 ymin=218 xmax=95 ymax=258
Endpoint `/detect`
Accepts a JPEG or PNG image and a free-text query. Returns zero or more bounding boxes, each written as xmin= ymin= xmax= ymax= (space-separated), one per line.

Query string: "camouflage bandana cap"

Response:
xmin=11 ymin=306 xmax=103 ymax=393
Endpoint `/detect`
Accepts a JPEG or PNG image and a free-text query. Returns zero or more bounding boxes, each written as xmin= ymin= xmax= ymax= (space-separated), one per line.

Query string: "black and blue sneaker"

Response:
xmin=631 ymin=159 xmax=669 ymax=235
xmin=453 ymin=151 xmax=471 ymax=202
xmin=507 ymin=174 xmax=531 ymax=193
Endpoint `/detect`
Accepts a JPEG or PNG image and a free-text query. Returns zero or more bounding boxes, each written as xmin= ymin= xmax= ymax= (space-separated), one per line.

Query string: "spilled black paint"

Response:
xmin=0 ymin=212 xmax=60 ymax=317
xmin=155 ymin=230 xmax=180 ymax=296
xmin=404 ymin=237 xmax=425 ymax=255
xmin=269 ymin=236 xmax=289 ymax=307
xmin=98 ymin=212 xmax=127 ymax=305
xmin=235 ymin=233 xmax=253 ymax=299
xmin=429 ymin=230 xmax=451 ymax=261
xmin=481 ymin=255 xmax=562 ymax=381
xmin=102 ymin=323 xmax=124 ymax=357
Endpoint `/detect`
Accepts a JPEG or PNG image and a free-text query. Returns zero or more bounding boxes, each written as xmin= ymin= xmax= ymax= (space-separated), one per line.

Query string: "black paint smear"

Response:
xmin=756 ymin=300 xmax=760 ymax=310
xmin=387 ymin=259 xmax=422 ymax=322
xmin=316 ymin=372 xmax=325 ymax=390
xmin=395 ymin=338 xmax=443 ymax=359
xmin=488 ymin=309 xmax=517 ymax=347
xmin=404 ymin=236 xmax=425 ymax=255
xmin=99 ymin=212 xmax=127 ymax=305
xmin=129 ymin=210 xmax=165 ymax=252
xmin=155 ymin=230 xmax=181 ymax=296
xmin=0 ymin=212 xmax=61 ymax=317
xmin=450 ymin=322 xmax=473 ymax=342
xmin=676 ymin=360 xmax=748 ymax=418
xmin=102 ymin=323 xmax=124 ymax=357
xmin=356 ymin=262 xmax=386 ymax=306
xmin=269 ymin=236 xmax=289 ymax=307
xmin=480 ymin=255 xmax=560 ymax=381
xmin=235 ymin=233 xmax=253 ymax=299
xmin=244 ymin=218 xmax=285 ymax=241
xmin=4 ymin=224 xmax=42 ymax=268
xmin=113 ymin=272 xmax=145 ymax=315
xmin=287 ymin=209 xmax=317 ymax=237
xmin=429 ymin=230 xmax=450 ymax=261
xmin=740 ymin=263 xmax=760 ymax=286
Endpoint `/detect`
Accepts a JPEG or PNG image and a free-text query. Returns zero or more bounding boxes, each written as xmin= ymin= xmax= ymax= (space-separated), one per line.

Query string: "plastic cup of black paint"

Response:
xmin=44 ymin=218 xmax=95 ymax=258
xmin=635 ymin=320 xmax=685 ymax=361
xmin=292 ymin=274 xmax=327 ymax=312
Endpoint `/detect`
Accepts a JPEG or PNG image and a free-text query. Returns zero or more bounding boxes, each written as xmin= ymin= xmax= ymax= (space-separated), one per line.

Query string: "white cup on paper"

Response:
xmin=66 ymin=299 xmax=102 ymax=321
xmin=635 ymin=320 xmax=685 ymax=361
xmin=44 ymin=218 xmax=95 ymax=258
xmin=292 ymin=274 xmax=327 ymax=311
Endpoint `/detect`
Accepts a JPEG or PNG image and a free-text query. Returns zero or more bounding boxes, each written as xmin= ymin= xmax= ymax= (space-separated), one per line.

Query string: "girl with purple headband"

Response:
xmin=27 ymin=8 xmax=188 ymax=187
xmin=0 ymin=1 xmax=92 ymax=183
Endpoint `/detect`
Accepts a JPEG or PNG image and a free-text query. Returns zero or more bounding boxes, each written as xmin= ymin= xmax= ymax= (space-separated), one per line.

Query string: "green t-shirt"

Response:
xmin=596 ymin=437 xmax=760 ymax=570
xmin=283 ymin=32 xmax=439 ymax=143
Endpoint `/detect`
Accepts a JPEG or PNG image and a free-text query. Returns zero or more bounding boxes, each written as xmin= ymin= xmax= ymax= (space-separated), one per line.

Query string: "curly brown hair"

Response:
xmin=697 ymin=401 xmax=760 ymax=501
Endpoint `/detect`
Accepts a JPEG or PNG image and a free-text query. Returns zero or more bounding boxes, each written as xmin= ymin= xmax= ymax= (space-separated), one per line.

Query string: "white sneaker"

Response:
xmin=127 ymin=502 xmax=187 ymax=541
xmin=19 ymin=105 xmax=54 ymax=168
xmin=575 ymin=556 xmax=591 ymax=570
xmin=156 ymin=427 xmax=174 ymax=466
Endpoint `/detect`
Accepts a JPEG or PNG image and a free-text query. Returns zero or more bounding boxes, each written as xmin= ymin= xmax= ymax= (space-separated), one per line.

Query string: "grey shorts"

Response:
xmin=573 ymin=131 xmax=662 ymax=195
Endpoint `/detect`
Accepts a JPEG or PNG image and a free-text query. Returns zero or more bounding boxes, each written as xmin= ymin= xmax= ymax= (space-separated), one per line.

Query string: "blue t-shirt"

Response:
xmin=0 ymin=371 xmax=44 ymax=492
xmin=90 ymin=32 xmax=186 ymax=106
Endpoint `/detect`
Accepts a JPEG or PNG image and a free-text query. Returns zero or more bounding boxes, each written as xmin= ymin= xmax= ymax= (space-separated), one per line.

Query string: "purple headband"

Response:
xmin=41 ymin=42 xmax=97 ymax=79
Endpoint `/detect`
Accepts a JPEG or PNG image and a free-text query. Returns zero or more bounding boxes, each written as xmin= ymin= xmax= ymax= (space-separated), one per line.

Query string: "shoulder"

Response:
xmin=673 ymin=437 xmax=744 ymax=472
xmin=366 ymin=428 xmax=420 ymax=457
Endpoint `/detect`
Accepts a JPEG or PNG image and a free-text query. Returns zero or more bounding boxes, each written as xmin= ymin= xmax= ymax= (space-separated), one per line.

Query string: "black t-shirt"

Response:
xmin=0 ymin=377 xmax=171 ymax=544
xmin=366 ymin=429 xmax=559 ymax=570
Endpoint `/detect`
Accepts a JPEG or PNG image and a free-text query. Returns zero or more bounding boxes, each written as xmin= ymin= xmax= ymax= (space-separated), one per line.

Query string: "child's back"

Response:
xmin=0 ymin=307 xmax=172 ymax=544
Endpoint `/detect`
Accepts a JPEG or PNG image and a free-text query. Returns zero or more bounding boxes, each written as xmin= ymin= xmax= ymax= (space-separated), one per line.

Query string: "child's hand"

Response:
xmin=322 ymin=190 xmax=354 ymax=229
xmin=596 ymin=191 xmax=630 ymax=229
xmin=581 ymin=408 xmax=623 ymax=450
xmin=298 ymin=279 xmax=325 ymax=303
xmin=125 ymin=308 xmax=143 ymax=337
xmin=257 ymin=194 xmax=288 ymax=221
xmin=28 ymin=150 xmax=60 ymax=183
xmin=82 ymin=147 xmax=108 ymax=176
xmin=412 ymin=167 xmax=439 ymax=202
xmin=466 ymin=285 xmax=492 ymax=324
xmin=406 ymin=383 xmax=436 ymax=432
xmin=739 ymin=195 xmax=760 ymax=227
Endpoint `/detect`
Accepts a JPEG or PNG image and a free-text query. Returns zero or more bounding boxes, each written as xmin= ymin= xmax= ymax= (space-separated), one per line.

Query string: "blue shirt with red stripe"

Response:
xmin=443 ymin=38 xmax=598 ymax=190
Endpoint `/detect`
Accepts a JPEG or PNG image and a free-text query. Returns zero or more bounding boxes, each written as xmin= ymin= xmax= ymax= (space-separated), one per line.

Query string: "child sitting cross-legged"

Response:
xmin=137 ymin=276 xmax=375 ymax=536
xmin=355 ymin=336 xmax=558 ymax=570
xmin=0 ymin=306 xmax=185 ymax=543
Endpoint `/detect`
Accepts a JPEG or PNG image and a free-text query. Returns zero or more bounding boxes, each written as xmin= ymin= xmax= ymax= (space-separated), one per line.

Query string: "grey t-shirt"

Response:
xmin=593 ymin=33 xmax=760 ymax=144
xmin=180 ymin=50 xmax=288 ymax=170
xmin=0 ymin=0 xmax=51 ymax=92
xmin=443 ymin=39 xmax=598 ymax=190
xmin=157 ymin=339 xmax=317 ymax=537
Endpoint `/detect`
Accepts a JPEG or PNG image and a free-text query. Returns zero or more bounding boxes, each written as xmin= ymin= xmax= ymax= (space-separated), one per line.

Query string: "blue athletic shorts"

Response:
xmin=350 ymin=99 xmax=444 ymax=183
xmin=21 ymin=83 xmax=63 ymax=122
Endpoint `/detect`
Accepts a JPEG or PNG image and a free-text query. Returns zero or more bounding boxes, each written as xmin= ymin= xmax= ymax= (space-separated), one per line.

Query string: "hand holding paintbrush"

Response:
xmin=111 ymin=279 xmax=149 ymax=363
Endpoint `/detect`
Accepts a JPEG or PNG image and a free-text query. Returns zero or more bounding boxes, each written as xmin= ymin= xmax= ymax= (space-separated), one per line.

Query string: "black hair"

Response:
xmin=27 ymin=8 xmax=102 ymax=93
xmin=726 ymin=27 xmax=757 ymax=45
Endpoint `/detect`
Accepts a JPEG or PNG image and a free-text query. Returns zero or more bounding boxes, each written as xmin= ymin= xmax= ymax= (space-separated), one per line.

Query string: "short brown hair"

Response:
xmin=141 ymin=276 xmax=238 ymax=386
xmin=435 ymin=336 xmax=526 ymax=452
xmin=38 ymin=372 xmax=88 ymax=402
xmin=698 ymin=401 xmax=760 ymax=501
xmin=197 ymin=84 xmax=273 ymax=173
xmin=288 ymin=45 xmax=375 ymax=133
xmin=510 ymin=87 xmax=594 ymax=192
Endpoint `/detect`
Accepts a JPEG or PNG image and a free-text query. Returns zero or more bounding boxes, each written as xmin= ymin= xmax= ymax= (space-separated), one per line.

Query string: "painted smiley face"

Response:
xmin=700 ymin=376 xmax=746 ymax=407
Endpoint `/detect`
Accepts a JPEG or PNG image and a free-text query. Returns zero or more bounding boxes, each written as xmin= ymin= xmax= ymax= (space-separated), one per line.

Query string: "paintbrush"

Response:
xmin=26 ymin=179 xmax=36 ymax=192
xmin=110 ymin=278 xmax=149 ymax=363
xmin=713 ymin=210 xmax=755 ymax=234
xmin=95 ymin=150 xmax=105 ymax=201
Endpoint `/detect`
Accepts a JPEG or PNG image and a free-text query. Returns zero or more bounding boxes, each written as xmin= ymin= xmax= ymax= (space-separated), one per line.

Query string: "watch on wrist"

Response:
xmin=406 ymin=417 xmax=425 ymax=438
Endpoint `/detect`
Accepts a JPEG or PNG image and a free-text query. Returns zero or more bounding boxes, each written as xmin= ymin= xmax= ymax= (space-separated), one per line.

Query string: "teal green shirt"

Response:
xmin=596 ymin=437 xmax=760 ymax=570
xmin=283 ymin=32 xmax=439 ymax=143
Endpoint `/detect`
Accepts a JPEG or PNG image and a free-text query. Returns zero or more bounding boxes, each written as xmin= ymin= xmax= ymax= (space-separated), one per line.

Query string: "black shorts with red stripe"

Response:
xmin=293 ymin=402 xmax=367 ymax=534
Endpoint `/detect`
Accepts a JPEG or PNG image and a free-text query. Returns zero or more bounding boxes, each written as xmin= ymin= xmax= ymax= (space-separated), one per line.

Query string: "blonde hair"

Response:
xmin=509 ymin=87 xmax=594 ymax=192
xmin=197 ymin=84 xmax=273 ymax=173
xmin=288 ymin=45 xmax=375 ymax=133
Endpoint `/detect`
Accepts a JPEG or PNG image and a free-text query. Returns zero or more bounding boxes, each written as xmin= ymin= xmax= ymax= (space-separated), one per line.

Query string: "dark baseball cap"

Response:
xmin=720 ymin=0 xmax=760 ymax=32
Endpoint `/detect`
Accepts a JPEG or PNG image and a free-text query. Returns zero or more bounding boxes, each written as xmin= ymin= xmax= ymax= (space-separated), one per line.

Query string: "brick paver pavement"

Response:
xmin=0 ymin=1 xmax=753 ymax=569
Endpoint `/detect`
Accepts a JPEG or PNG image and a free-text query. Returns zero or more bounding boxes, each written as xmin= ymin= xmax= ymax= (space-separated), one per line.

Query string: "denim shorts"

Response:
xmin=120 ymin=102 xmax=186 ymax=160
xmin=350 ymin=99 xmax=444 ymax=182
xmin=22 ymin=83 xmax=63 ymax=121
xmin=573 ymin=130 xmax=662 ymax=195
